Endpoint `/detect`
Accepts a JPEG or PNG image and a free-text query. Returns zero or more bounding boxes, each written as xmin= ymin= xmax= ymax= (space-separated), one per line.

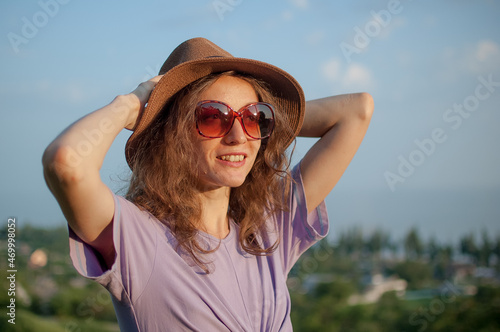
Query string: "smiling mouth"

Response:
xmin=218 ymin=155 xmax=246 ymax=162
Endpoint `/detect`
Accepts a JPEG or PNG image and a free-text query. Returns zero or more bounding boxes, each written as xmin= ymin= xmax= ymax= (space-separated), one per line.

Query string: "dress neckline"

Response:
xmin=197 ymin=219 xmax=237 ymax=244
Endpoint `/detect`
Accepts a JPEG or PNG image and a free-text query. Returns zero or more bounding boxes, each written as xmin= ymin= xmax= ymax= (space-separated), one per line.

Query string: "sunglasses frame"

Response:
xmin=195 ymin=100 xmax=275 ymax=140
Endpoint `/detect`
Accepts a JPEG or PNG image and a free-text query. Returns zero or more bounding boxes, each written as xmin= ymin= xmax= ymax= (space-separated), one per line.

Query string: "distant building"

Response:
xmin=348 ymin=274 xmax=407 ymax=305
xmin=29 ymin=248 xmax=48 ymax=269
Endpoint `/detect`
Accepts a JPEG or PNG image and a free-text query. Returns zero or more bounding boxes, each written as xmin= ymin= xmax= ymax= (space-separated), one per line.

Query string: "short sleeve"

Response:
xmin=277 ymin=162 xmax=330 ymax=275
xmin=68 ymin=193 xmax=158 ymax=304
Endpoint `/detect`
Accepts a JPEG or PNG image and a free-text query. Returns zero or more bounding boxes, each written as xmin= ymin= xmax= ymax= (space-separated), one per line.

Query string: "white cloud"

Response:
xmin=344 ymin=63 xmax=373 ymax=87
xmin=66 ymin=83 xmax=86 ymax=103
xmin=282 ymin=0 xmax=309 ymax=22
xmin=305 ymin=30 xmax=326 ymax=46
xmin=290 ymin=0 xmax=309 ymax=9
xmin=422 ymin=15 xmax=437 ymax=29
xmin=475 ymin=40 xmax=500 ymax=62
xmin=321 ymin=58 xmax=374 ymax=91
xmin=322 ymin=58 xmax=341 ymax=81
xmin=437 ymin=39 xmax=500 ymax=83
xmin=378 ymin=17 xmax=406 ymax=40
xmin=35 ymin=79 xmax=51 ymax=92
xmin=468 ymin=40 xmax=500 ymax=74
xmin=281 ymin=10 xmax=293 ymax=21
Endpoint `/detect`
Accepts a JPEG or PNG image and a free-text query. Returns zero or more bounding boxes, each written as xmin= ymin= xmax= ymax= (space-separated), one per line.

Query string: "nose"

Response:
xmin=223 ymin=117 xmax=247 ymax=144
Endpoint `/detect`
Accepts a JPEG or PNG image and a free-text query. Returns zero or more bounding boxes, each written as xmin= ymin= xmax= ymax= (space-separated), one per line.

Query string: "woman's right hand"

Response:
xmin=125 ymin=75 xmax=163 ymax=130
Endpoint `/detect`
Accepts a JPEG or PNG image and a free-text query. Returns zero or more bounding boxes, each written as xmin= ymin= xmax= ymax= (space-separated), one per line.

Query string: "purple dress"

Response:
xmin=69 ymin=164 xmax=329 ymax=331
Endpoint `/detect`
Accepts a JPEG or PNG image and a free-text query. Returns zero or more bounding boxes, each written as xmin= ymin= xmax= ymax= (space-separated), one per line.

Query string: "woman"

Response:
xmin=43 ymin=38 xmax=373 ymax=331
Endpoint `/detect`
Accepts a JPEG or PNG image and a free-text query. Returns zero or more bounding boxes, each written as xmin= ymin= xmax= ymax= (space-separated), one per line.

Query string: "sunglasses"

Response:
xmin=195 ymin=100 xmax=275 ymax=139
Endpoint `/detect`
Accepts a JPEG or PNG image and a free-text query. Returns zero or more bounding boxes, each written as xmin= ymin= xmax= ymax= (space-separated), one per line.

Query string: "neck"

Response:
xmin=198 ymin=187 xmax=231 ymax=239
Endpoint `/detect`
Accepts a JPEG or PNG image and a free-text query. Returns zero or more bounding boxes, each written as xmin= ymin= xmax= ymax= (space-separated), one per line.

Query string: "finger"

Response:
xmin=148 ymin=75 xmax=163 ymax=83
xmin=133 ymin=81 xmax=157 ymax=103
xmin=135 ymin=75 xmax=163 ymax=97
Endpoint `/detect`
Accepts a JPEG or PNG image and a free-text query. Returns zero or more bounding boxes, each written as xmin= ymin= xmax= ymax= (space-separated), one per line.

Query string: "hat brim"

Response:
xmin=125 ymin=57 xmax=305 ymax=169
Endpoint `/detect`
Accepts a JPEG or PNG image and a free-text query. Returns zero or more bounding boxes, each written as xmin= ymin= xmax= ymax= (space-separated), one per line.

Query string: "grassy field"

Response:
xmin=4 ymin=309 xmax=119 ymax=332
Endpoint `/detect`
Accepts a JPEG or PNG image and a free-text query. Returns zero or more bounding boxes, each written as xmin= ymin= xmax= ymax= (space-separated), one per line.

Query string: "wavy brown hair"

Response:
xmin=126 ymin=71 xmax=294 ymax=272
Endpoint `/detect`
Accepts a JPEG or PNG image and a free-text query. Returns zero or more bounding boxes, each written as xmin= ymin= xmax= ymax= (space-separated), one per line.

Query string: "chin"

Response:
xmin=230 ymin=182 xmax=245 ymax=189
xmin=200 ymin=176 xmax=247 ymax=190
xmin=224 ymin=174 xmax=249 ymax=188
xmin=227 ymin=179 xmax=247 ymax=188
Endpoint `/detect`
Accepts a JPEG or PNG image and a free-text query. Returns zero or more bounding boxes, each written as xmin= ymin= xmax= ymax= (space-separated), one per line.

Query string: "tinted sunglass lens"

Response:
xmin=197 ymin=104 xmax=232 ymax=137
xmin=243 ymin=104 xmax=274 ymax=139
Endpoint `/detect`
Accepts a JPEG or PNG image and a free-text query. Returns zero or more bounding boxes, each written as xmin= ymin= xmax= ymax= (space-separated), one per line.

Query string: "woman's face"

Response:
xmin=193 ymin=75 xmax=262 ymax=191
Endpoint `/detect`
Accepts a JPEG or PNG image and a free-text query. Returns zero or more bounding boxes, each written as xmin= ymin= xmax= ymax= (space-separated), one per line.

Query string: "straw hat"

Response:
xmin=125 ymin=37 xmax=305 ymax=169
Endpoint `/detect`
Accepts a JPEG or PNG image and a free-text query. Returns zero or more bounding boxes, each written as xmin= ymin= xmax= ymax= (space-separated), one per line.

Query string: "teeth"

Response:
xmin=220 ymin=155 xmax=245 ymax=162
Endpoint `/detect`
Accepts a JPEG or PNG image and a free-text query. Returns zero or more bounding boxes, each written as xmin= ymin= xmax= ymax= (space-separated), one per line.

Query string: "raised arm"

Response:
xmin=299 ymin=93 xmax=374 ymax=212
xmin=42 ymin=77 xmax=160 ymax=267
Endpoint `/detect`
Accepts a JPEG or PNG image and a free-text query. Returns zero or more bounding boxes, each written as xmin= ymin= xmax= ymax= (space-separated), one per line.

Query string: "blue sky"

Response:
xmin=1 ymin=0 xmax=499 ymax=243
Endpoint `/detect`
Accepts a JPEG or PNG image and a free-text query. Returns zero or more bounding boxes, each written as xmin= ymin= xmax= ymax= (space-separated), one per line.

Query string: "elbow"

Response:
xmin=42 ymin=145 xmax=86 ymax=189
xmin=355 ymin=92 xmax=374 ymax=121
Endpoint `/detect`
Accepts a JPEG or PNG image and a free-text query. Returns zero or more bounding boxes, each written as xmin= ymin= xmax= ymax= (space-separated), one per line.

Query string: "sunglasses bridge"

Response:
xmin=196 ymin=101 xmax=275 ymax=139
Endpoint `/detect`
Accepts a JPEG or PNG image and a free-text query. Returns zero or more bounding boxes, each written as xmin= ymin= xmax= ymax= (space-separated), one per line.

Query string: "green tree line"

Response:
xmin=1 ymin=224 xmax=499 ymax=331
